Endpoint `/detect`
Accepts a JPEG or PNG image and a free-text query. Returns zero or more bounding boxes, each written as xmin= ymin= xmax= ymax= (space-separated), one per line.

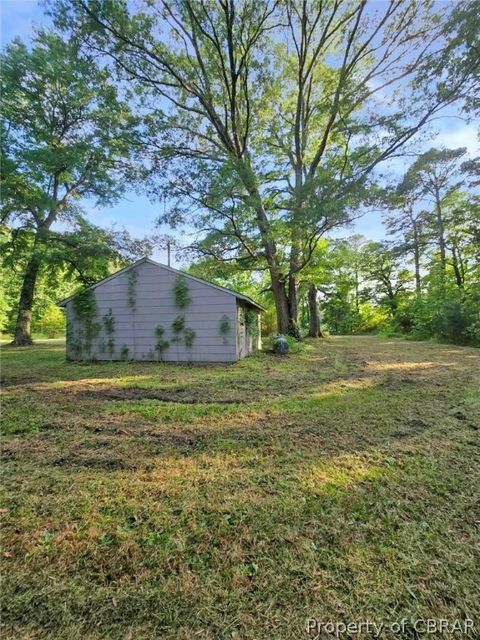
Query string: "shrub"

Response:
xmin=37 ymin=304 xmax=65 ymax=338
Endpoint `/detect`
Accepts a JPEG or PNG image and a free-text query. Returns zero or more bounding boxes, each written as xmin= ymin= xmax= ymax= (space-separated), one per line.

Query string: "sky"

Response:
xmin=2 ymin=0 xmax=478 ymax=265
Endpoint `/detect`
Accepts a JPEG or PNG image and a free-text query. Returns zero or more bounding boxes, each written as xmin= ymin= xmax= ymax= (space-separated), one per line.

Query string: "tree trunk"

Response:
xmin=434 ymin=186 xmax=446 ymax=274
xmin=12 ymin=248 xmax=42 ymax=346
xmin=451 ymin=244 xmax=464 ymax=288
xmin=287 ymin=273 xmax=301 ymax=339
xmin=270 ymin=274 xmax=290 ymax=334
xmin=308 ymin=283 xmax=323 ymax=337
xmin=239 ymin=162 xmax=294 ymax=337
xmin=412 ymin=221 xmax=421 ymax=294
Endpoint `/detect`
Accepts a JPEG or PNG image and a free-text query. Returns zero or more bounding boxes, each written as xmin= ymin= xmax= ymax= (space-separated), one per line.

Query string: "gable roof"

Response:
xmin=57 ymin=257 xmax=265 ymax=311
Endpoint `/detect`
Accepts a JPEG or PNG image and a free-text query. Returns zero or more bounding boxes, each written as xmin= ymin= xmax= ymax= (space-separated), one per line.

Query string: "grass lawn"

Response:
xmin=1 ymin=336 xmax=479 ymax=639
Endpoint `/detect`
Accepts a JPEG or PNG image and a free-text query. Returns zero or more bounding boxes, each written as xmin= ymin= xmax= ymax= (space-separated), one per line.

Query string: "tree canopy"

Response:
xmin=49 ymin=0 xmax=479 ymax=337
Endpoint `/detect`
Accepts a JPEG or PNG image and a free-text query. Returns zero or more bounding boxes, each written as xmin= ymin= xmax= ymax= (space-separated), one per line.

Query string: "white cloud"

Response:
xmin=433 ymin=122 xmax=479 ymax=158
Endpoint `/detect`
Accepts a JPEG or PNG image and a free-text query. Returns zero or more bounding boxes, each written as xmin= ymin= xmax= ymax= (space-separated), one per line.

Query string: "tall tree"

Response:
xmin=399 ymin=148 xmax=467 ymax=277
xmin=1 ymin=31 xmax=138 ymax=345
xmin=382 ymin=186 xmax=429 ymax=294
xmin=52 ymin=0 xmax=478 ymax=336
xmin=360 ymin=241 xmax=411 ymax=317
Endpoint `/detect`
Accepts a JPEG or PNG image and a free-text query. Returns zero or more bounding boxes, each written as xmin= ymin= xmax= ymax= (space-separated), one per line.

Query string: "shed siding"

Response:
xmin=65 ymin=261 xmax=238 ymax=362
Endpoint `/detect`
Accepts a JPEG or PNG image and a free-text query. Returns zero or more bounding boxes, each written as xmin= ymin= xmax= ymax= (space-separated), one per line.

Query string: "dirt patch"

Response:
xmin=74 ymin=387 xmax=245 ymax=404
xmin=392 ymin=418 xmax=430 ymax=438
xmin=53 ymin=454 xmax=136 ymax=470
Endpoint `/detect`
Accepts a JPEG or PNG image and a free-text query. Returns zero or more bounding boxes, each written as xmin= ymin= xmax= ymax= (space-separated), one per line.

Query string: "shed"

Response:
xmin=58 ymin=258 xmax=263 ymax=362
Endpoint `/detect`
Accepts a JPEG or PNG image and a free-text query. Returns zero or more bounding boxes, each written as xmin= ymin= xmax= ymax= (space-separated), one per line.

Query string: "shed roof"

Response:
xmin=57 ymin=257 xmax=265 ymax=311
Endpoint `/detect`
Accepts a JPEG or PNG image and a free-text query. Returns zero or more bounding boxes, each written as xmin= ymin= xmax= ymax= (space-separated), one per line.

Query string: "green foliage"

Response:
xmin=1 ymin=30 xmax=142 ymax=344
xmin=73 ymin=288 xmax=97 ymax=322
xmin=102 ymin=308 xmax=116 ymax=359
xmin=184 ymin=328 xmax=196 ymax=349
xmin=103 ymin=309 xmax=115 ymax=335
xmin=70 ymin=288 xmax=101 ymax=358
xmin=36 ymin=304 xmax=65 ymax=338
xmin=219 ymin=314 xmax=231 ymax=343
xmin=154 ymin=325 xmax=169 ymax=360
xmin=172 ymin=275 xmax=191 ymax=309
xmin=128 ymin=268 xmax=138 ymax=311
xmin=171 ymin=315 xmax=185 ymax=341
xmin=120 ymin=345 xmax=130 ymax=361
xmin=244 ymin=310 xmax=258 ymax=337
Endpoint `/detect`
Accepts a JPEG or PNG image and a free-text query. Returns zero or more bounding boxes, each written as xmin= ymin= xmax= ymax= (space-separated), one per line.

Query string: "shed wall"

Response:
xmin=65 ymin=261 xmax=238 ymax=362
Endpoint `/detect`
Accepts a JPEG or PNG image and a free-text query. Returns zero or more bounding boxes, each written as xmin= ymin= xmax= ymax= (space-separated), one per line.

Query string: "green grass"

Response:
xmin=1 ymin=337 xmax=479 ymax=639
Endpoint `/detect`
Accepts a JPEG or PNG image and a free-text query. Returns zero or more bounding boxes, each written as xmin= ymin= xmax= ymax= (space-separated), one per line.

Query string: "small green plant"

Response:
xmin=219 ymin=314 xmax=231 ymax=344
xmin=128 ymin=268 xmax=138 ymax=311
xmin=171 ymin=314 xmax=185 ymax=342
xmin=154 ymin=325 xmax=170 ymax=360
xmin=102 ymin=309 xmax=116 ymax=359
xmin=184 ymin=327 xmax=196 ymax=348
xmin=172 ymin=275 xmax=191 ymax=309
xmin=107 ymin=338 xmax=115 ymax=360
xmin=120 ymin=345 xmax=130 ymax=361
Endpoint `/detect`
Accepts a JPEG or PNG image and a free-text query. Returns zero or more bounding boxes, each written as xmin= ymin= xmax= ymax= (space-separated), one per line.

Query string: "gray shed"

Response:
xmin=58 ymin=258 xmax=263 ymax=362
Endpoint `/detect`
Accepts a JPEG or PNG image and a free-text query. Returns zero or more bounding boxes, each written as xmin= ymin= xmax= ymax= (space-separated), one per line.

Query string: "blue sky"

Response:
xmin=2 ymin=0 xmax=478 ymax=265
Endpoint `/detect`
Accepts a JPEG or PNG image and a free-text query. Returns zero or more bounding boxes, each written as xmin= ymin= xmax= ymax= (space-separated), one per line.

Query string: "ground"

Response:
xmin=1 ymin=336 xmax=479 ymax=639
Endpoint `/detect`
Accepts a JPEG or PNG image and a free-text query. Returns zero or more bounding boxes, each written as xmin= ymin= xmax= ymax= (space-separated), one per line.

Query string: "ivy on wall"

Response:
xmin=171 ymin=314 xmax=185 ymax=341
xmin=154 ymin=325 xmax=170 ymax=361
xmin=172 ymin=275 xmax=191 ymax=309
xmin=219 ymin=314 xmax=231 ymax=344
xmin=184 ymin=328 xmax=196 ymax=348
xmin=128 ymin=268 xmax=138 ymax=311
xmin=102 ymin=308 xmax=116 ymax=360
xmin=69 ymin=287 xmax=101 ymax=359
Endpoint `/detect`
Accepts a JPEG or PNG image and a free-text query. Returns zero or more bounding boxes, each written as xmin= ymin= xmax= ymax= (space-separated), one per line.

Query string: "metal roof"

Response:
xmin=57 ymin=257 xmax=265 ymax=311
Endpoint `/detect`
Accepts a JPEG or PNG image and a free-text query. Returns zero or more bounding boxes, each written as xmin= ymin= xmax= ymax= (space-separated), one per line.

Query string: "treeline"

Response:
xmin=318 ymin=149 xmax=480 ymax=346
xmin=191 ymin=147 xmax=479 ymax=346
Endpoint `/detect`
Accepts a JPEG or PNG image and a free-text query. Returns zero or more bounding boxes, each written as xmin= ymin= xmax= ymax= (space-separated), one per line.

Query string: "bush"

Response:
xmin=35 ymin=304 xmax=65 ymax=338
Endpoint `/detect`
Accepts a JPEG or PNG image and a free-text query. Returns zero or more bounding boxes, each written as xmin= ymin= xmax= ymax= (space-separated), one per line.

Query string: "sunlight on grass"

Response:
xmin=104 ymin=400 xmax=241 ymax=423
xmin=299 ymin=454 xmax=388 ymax=496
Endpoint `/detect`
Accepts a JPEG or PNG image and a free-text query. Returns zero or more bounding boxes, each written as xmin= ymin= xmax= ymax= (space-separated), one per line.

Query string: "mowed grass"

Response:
xmin=1 ymin=337 xmax=479 ymax=639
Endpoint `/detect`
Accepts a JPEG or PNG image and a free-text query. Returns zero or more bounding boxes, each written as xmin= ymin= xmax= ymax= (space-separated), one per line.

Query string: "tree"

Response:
xmin=381 ymin=185 xmax=429 ymax=294
xmin=1 ymin=31 xmax=138 ymax=344
xmin=399 ymin=148 xmax=467 ymax=276
xmin=51 ymin=0 xmax=478 ymax=336
xmin=361 ymin=242 xmax=412 ymax=318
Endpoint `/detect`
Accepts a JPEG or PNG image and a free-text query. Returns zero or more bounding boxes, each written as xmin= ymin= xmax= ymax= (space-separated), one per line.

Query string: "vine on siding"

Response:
xmin=70 ymin=288 xmax=101 ymax=359
xmin=128 ymin=268 xmax=138 ymax=311
xmin=102 ymin=308 xmax=116 ymax=360
xmin=219 ymin=314 xmax=231 ymax=344
xmin=184 ymin=328 xmax=196 ymax=348
xmin=172 ymin=275 xmax=191 ymax=309
xmin=171 ymin=314 xmax=185 ymax=342
xmin=154 ymin=325 xmax=170 ymax=361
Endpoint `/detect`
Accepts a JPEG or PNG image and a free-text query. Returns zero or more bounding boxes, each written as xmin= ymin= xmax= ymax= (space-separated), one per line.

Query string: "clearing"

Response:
xmin=1 ymin=336 xmax=479 ymax=639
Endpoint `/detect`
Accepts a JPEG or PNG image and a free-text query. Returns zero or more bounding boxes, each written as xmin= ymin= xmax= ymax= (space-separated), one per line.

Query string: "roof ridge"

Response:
xmin=57 ymin=256 xmax=265 ymax=311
